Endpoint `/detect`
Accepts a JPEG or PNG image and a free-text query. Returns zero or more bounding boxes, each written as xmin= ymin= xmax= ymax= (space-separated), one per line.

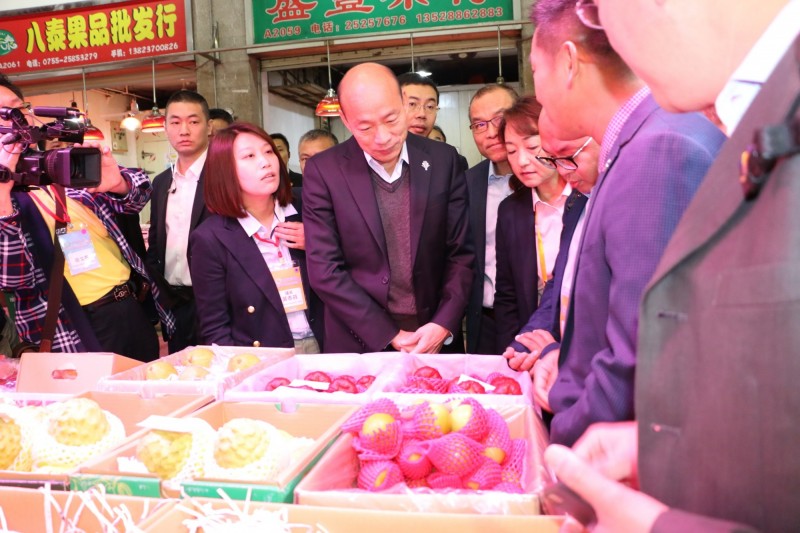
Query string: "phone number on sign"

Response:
xmin=42 ymin=52 xmax=99 ymax=66
xmin=416 ymin=7 xmax=504 ymax=23
xmin=344 ymin=15 xmax=407 ymax=30
xmin=129 ymin=42 xmax=181 ymax=55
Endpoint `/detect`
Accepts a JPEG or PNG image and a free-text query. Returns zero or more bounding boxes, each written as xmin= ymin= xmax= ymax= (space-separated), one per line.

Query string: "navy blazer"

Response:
xmin=493 ymin=187 xmax=538 ymax=353
xmin=146 ymin=166 xmax=209 ymax=306
xmin=548 ymin=95 xmax=726 ymax=446
xmin=464 ymin=159 xmax=491 ymax=353
xmin=303 ymin=134 xmax=474 ymax=353
xmin=187 ymin=204 xmax=324 ymax=349
xmin=508 ymin=190 xmax=588 ymax=352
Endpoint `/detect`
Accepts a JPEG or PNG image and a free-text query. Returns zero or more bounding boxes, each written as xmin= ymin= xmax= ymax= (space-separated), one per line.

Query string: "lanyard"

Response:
xmin=536 ymin=225 xmax=548 ymax=284
xmin=253 ymin=228 xmax=283 ymax=260
xmin=30 ymin=186 xmax=72 ymax=226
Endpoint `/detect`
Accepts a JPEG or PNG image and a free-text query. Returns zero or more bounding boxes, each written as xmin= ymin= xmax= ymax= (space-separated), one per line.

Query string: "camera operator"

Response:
xmin=0 ymin=73 xmax=174 ymax=361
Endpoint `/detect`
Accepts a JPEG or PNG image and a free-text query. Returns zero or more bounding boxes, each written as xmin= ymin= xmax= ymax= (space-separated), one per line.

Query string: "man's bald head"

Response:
xmin=337 ymin=62 xmax=408 ymax=173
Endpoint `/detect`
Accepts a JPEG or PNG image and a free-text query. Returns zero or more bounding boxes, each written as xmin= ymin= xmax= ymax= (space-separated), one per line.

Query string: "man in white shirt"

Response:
xmin=147 ymin=90 xmax=211 ymax=353
xmin=464 ymin=83 xmax=519 ymax=355
xmin=543 ymin=0 xmax=800 ymax=531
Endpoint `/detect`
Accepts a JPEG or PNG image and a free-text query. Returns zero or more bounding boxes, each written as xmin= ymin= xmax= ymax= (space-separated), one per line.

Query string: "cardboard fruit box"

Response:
xmin=144 ymin=497 xmax=563 ymax=533
xmin=77 ymin=401 xmax=356 ymax=502
xmin=224 ymin=352 xmax=405 ymax=405
xmin=375 ymin=352 xmax=534 ymax=407
xmin=295 ymin=404 xmax=548 ymax=515
xmin=0 ymin=390 xmax=212 ymax=491
xmin=0 ymin=486 xmax=174 ymax=533
xmin=95 ymin=345 xmax=294 ymax=399
xmin=16 ymin=352 xmax=141 ymax=394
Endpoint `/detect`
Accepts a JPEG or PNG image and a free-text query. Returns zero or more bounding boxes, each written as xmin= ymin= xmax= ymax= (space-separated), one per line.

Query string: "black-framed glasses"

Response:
xmin=575 ymin=0 xmax=603 ymax=30
xmin=406 ymin=101 xmax=439 ymax=114
xmin=535 ymin=137 xmax=592 ymax=171
xmin=469 ymin=115 xmax=504 ymax=134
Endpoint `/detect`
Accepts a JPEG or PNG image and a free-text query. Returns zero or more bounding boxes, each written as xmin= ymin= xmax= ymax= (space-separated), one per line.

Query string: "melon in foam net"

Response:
xmin=0 ymin=404 xmax=33 ymax=472
xmin=136 ymin=419 xmax=216 ymax=481
xmin=31 ymin=398 xmax=126 ymax=474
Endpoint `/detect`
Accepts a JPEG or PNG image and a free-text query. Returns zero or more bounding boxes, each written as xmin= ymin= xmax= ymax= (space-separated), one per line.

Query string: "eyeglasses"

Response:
xmin=406 ymin=101 xmax=439 ymax=114
xmin=469 ymin=115 xmax=504 ymax=134
xmin=535 ymin=137 xmax=593 ymax=171
xmin=575 ymin=0 xmax=603 ymax=30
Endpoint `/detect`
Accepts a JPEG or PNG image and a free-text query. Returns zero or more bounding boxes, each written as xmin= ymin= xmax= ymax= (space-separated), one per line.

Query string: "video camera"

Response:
xmin=0 ymin=106 xmax=101 ymax=189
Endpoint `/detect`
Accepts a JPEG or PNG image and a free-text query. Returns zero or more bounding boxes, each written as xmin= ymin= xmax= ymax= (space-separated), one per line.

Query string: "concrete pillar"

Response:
xmin=518 ymin=0 xmax=535 ymax=95
xmin=192 ymin=0 xmax=263 ymax=125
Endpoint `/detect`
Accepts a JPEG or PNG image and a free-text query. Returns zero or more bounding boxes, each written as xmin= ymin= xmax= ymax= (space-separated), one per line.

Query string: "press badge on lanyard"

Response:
xmin=57 ymin=225 xmax=101 ymax=275
xmin=270 ymin=259 xmax=308 ymax=313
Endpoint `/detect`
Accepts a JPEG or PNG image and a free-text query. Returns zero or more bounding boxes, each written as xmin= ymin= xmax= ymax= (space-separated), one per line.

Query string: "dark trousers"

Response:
xmin=473 ymin=308 xmax=498 ymax=355
xmin=167 ymin=296 xmax=198 ymax=354
xmin=84 ymin=297 xmax=159 ymax=362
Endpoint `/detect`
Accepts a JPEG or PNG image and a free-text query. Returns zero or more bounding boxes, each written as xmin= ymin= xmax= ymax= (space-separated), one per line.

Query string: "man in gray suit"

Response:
xmin=544 ymin=0 xmax=800 ymax=531
xmin=529 ymin=0 xmax=725 ymax=446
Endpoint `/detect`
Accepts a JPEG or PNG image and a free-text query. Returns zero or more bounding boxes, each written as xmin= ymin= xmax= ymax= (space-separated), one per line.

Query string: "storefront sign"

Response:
xmin=252 ymin=0 xmax=514 ymax=44
xmin=0 ymin=0 xmax=189 ymax=74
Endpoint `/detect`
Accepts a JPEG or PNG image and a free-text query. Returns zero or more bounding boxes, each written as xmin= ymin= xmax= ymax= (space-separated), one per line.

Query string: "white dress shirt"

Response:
xmin=483 ymin=161 xmax=515 ymax=308
xmin=715 ymin=0 xmax=800 ymax=135
xmin=364 ymin=143 xmax=410 ymax=184
xmin=238 ymin=201 xmax=313 ymax=340
xmin=560 ymin=193 xmax=590 ymax=337
xmin=532 ymin=184 xmax=571 ymax=295
xmin=165 ymin=151 xmax=207 ymax=286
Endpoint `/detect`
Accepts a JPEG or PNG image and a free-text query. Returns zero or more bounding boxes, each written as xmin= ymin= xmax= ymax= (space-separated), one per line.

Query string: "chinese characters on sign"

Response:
xmin=252 ymin=0 xmax=513 ymax=44
xmin=0 ymin=0 xmax=188 ymax=74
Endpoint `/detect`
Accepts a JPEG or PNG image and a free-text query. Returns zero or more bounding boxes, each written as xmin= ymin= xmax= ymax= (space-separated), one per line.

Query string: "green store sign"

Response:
xmin=252 ymin=0 xmax=514 ymax=44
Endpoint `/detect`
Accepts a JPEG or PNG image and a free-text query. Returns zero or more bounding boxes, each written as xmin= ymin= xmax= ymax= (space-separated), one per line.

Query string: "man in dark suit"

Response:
xmin=502 ymin=113 xmax=597 ymax=377
xmin=528 ymin=0 xmax=725 ymax=446
xmin=464 ymin=84 xmax=519 ymax=354
xmin=148 ymin=90 xmax=211 ymax=353
xmin=303 ymin=62 xmax=474 ymax=354
xmin=271 ymin=133 xmax=303 ymax=187
xmin=398 ymin=73 xmax=468 ymax=172
xmin=543 ymin=0 xmax=800 ymax=531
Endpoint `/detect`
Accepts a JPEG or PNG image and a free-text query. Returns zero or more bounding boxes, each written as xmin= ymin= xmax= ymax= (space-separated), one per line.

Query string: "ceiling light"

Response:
xmin=141 ymin=60 xmax=165 ymax=133
xmin=81 ymin=70 xmax=104 ymax=141
xmin=121 ymin=98 xmax=141 ymax=131
xmin=315 ymin=40 xmax=340 ymax=117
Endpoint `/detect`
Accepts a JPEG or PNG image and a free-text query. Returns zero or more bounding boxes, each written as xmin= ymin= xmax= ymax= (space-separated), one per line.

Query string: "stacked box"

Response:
xmin=224 ymin=352 xmax=405 ymax=405
xmin=96 ymin=345 xmax=294 ymax=399
xmin=295 ymin=404 xmax=548 ymax=515
xmin=77 ymin=401 xmax=356 ymax=502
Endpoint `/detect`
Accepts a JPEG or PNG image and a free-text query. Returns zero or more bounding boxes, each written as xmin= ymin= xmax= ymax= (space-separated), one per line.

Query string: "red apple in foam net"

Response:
xmin=329 ymin=376 xmax=358 ymax=393
xmin=264 ymin=377 xmax=291 ymax=392
xmin=461 ymin=380 xmax=486 ymax=394
xmin=413 ymin=366 xmax=442 ymax=379
xmin=493 ymin=380 xmax=522 ymax=395
xmin=357 ymin=375 xmax=376 ymax=388
xmin=304 ymin=371 xmax=332 ymax=384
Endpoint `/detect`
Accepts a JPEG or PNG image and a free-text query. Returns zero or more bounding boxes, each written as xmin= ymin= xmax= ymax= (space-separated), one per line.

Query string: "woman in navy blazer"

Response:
xmin=188 ymin=122 xmax=323 ymax=352
xmin=494 ymin=97 xmax=568 ymax=352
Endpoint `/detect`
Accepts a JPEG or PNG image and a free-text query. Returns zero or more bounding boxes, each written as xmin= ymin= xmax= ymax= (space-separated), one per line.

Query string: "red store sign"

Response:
xmin=0 ymin=0 xmax=189 ymax=75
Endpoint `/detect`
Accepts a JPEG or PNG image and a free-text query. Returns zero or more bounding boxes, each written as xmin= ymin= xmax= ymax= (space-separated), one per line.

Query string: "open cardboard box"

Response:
xmin=224 ymin=352 xmax=404 ymax=405
xmin=0 ymin=485 xmax=175 ymax=533
xmin=0 ymin=390 xmax=212 ymax=491
xmin=374 ymin=352 xmax=534 ymax=407
xmin=16 ymin=352 xmax=141 ymax=394
xmin=144 ymin=497 xmax=563 ymax=532
xmin=295 ymin=404 xmax=549 ymax=515
xmin=78 ymin=401 xmax=356 ymax=501
xmin=95 ymin=345 xmax=294 ymax=399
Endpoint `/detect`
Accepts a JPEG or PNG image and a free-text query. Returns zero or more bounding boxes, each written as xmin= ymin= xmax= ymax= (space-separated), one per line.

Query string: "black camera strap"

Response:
xmin=39 ymin=184 xmax=68 ymax=352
